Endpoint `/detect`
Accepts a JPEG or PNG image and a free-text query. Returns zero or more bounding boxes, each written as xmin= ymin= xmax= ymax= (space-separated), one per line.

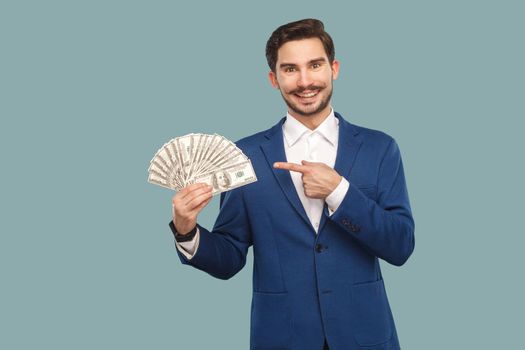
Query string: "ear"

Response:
xmin=331 ymin=59 xmax=340 ymax=80
xmin=268 ymin=70 xmax=280 ymax=89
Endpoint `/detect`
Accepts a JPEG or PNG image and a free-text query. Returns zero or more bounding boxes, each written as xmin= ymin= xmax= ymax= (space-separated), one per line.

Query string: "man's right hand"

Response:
xmin=172 ymin=183 xmax=213 ymax=235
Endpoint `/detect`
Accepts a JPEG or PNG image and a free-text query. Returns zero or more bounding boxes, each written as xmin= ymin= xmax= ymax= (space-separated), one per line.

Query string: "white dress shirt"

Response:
xmin=282 ymin=108 xmax=349 ymax=232
xmin=176 ymin=107 xmax=349 ymax=259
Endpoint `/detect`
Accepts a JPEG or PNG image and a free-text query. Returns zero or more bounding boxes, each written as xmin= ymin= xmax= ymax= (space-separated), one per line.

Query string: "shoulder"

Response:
xmin=232 ymin=121 xmax=282 ymax=156
xmin=336 ymin=113 xmax=403 ymax=162
xmin=356 ymin=123 xmax=394 ymax=144
xmin=235 ymin=129 xmax=269 ymax=148
xmin=338 ymin=113 xmax=396 ymax=148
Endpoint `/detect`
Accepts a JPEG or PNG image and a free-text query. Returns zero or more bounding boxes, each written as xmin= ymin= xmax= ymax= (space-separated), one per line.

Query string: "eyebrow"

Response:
xmin=279 ymin=57 xmax=327 ymax=69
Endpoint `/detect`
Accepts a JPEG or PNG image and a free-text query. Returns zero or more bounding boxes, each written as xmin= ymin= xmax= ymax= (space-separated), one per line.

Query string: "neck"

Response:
xmin=288 ymin=106 xmax=332 ymax=130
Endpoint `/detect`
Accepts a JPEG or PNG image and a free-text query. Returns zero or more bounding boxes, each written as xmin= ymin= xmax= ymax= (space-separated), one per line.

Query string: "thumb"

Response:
xmin=301 ymin=160 xmax=314 ymax=165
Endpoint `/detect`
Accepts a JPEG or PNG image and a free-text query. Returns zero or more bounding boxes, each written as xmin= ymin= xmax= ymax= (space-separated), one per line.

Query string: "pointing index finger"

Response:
xmin=273 ymin=162 xmax=308 ymax=173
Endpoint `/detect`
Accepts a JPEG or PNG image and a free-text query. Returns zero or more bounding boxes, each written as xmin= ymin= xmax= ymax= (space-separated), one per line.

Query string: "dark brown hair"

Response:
xmin=265 ymin=18 xmax=335 ymax=73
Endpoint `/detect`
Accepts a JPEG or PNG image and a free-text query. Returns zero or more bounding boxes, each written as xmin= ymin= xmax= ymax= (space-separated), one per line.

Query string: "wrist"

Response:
xmin=325 ymin=176 xmax=349 ymax=212
xmin=332 ymin=175 xmax=342 ymax=191
xmin=169 ymin=221 xmax=198 ymax=242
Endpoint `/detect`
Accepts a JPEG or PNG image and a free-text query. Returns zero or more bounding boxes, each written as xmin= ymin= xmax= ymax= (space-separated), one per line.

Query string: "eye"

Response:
xmin=311 ymin=63 xmax=321 ymax=69
xmin=285 ymin=67 xmax=296 ymax=73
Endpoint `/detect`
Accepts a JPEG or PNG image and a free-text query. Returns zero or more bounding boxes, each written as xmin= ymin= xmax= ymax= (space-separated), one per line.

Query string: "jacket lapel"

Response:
xmin=318 ymin=112 xmax=363 ymax=233
xmin=332 ymin=112 xmax=362 ymax=180
xmin=260 ymin=118 xmax=312 ymax=229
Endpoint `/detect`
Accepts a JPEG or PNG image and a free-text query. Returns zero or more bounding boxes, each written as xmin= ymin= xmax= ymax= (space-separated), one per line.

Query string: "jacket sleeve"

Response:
xmin=175 ymin=186 xmax=253 ymax=280
xmin=329 ymin=138 xmax=415 ymax=266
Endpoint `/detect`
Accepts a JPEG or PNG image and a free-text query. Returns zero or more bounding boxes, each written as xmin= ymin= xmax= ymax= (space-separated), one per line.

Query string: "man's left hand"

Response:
xmin=274 ymin=160 xmax=342 ymax=199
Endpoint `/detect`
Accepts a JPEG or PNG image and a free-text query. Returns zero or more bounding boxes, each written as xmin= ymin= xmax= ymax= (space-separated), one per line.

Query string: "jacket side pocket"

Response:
xmin=250 ymin=291 xmax=291 ymax=349
xmin=351 ymin=279 xmax=394 ymax=347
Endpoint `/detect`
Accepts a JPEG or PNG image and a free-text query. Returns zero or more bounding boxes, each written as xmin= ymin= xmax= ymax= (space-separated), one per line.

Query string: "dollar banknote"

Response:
xmin=148 ymin=133 xmax=257 ymax=195
xmin=189 ymin=160 xmax=257 ymax=195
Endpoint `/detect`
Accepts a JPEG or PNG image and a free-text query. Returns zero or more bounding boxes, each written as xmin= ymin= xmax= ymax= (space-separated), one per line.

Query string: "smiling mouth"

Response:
xmin=294 ymin=90 xmax=320 ymax=99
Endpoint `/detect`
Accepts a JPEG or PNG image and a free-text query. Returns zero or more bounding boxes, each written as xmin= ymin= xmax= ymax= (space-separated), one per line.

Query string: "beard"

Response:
xmin=280 ymin=82 xmax=333 ymax=118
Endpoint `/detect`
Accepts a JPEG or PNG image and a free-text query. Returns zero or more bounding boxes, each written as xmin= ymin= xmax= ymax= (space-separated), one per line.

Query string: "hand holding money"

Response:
xmin=172 ymin=183 xmax=213 ymax=235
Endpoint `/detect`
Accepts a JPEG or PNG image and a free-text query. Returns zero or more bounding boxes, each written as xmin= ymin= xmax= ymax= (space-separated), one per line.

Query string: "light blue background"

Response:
xmin=1 ymin=1 xmax=523 ymax=348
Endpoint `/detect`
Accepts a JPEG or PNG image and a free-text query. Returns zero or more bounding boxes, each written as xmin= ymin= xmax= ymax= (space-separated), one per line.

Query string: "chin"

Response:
xmin=290 ymin=101 xmax=329 ymax=117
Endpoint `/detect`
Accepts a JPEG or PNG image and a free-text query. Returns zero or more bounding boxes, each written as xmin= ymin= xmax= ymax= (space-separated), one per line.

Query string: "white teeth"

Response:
xmin=297 ymin=91 xmax=318 ymax=98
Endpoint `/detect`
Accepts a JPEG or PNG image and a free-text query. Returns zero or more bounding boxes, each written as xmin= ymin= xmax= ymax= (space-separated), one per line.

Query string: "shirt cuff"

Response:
xmin=175 ymin=227 xmax=200 ymax=260
xmin=325 ymin=177 xmax=350 ymax=216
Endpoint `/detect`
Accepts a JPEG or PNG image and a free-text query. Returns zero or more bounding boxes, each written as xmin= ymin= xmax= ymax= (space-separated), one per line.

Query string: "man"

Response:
xmin=170 ymin=19 xmax=414 ymax=350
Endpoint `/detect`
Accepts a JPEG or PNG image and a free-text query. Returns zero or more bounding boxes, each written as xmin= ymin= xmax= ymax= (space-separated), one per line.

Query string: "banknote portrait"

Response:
xmin=212 ymin=170 xmax=231 ymax=191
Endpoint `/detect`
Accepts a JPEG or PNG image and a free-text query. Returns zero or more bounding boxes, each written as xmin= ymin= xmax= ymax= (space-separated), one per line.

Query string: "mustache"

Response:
xmin=289 ymin=85 xmax=324 ymax=94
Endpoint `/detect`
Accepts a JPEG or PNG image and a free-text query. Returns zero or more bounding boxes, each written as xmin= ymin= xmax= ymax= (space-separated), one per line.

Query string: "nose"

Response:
xmin=297 ymin=69 xmax=313 ymax=89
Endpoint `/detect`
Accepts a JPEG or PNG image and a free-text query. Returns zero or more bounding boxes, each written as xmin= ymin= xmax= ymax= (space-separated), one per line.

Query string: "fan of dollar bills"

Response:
xmin=148 ymin=133 xmax=257 ymax=195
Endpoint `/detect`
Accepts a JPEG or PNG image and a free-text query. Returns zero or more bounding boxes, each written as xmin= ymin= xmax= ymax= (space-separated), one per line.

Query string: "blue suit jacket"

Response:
xmin=176 ymin=112 xmax=415 ymax=350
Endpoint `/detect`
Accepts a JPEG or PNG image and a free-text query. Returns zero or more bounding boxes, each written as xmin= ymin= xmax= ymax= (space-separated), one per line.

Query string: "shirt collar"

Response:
xmin=283 ymin=107 xmax=339 ymax=147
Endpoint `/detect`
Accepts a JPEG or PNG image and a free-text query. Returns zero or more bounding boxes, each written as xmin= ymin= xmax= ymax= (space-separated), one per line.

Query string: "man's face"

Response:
xmin=216 ymin=172 xmax=228 ymax=188
xmin=269 ymin=38 xmax=339 ymax=119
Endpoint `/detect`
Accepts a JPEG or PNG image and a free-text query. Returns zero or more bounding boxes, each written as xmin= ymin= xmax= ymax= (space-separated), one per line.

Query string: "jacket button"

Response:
xmin=315 ymin=244 xmax=327 ymax=253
